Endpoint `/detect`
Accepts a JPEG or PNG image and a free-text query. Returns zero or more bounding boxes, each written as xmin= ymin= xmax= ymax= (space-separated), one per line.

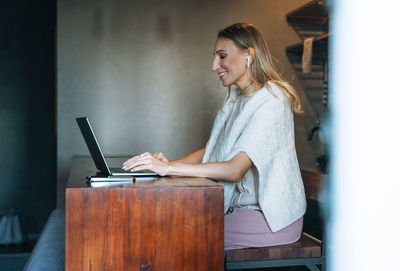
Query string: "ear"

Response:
xmin=247 ymin=47 xmax=256 ymax=63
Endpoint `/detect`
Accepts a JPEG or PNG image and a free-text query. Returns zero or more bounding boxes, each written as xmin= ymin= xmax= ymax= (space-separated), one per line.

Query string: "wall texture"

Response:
xmin=57 ymin=0 xmax=323 ymax=206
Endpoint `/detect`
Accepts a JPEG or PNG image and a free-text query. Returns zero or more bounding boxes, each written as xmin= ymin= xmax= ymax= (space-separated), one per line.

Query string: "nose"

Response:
xmin=212 ymin=56 xmax=219 ymax=72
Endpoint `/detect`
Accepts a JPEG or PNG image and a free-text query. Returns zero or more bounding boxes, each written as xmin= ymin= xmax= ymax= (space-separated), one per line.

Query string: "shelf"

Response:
xmin=286 ymin=33 xmax=329 ymax=59
xmin=286 ymin=0 xmax=329 ymax=26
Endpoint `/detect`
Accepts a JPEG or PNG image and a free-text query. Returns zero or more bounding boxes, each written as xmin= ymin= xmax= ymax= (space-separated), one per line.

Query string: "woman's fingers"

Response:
xmin=123 ymin=155 xmax=140 ymax=166
xmin=123 ymin=152 xmax=151 ymax=168
xmin=154 ymin=152 xmax=169 ymax=163
xmin=122 ymin=152 xmax=169 ymax=176
xmin=123 ymin=158 xmax=151 ymax=171
xmin=131 ymin=164 xmax=152 ymax=173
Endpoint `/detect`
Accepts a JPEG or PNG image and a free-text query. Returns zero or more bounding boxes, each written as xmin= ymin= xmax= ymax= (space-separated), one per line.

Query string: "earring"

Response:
xmin=247 ymin=56 xmax=251 ymax=67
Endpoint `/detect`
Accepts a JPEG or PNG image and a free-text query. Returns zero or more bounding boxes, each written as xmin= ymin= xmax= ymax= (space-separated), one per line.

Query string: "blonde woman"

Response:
xmin=123 ymin=23 xmax=306 ymax=250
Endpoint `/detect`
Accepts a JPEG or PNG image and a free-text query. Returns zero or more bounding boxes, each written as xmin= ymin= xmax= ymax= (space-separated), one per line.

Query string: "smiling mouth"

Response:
xmin=218 ymin=72 xmax=227 ymax=78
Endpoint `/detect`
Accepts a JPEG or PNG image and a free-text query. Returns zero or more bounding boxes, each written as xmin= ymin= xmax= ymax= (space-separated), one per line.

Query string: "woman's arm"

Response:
xmin=123 ymin=151 xmax=252 ymax=182
xmin=147 ymin=148 xmax=204 ymax=164
xmin=173 ymin=148 xmax=205 ymax=164
xmin=168 ymin=152 xmax=252 ymax=182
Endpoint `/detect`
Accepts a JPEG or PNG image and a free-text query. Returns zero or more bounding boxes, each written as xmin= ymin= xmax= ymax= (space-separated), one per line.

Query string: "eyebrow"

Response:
xmin=213 ymin=49 xmax=227 ymax=55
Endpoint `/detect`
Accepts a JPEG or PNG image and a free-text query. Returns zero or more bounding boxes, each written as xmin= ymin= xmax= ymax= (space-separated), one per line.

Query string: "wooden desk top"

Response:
xmin=67 ymin=155 xmax=222 ymax=189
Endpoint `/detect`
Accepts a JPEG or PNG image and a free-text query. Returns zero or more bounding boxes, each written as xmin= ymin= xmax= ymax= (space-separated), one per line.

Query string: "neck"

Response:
xmin=239 ymin=82 xmax=263 ymax=96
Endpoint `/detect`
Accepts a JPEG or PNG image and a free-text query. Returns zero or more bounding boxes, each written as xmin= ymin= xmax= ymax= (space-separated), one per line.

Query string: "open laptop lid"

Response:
xmin=76 ymin=117 xmax=112 ymax=176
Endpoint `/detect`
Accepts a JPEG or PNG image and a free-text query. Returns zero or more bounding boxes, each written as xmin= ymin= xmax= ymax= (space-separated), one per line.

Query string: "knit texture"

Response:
xmin=202 ymin=83 xmax=306 ymax=232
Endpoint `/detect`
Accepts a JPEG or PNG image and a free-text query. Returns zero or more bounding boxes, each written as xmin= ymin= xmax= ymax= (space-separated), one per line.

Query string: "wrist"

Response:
xmin=166 ymin=161 xmax=176 ymax=176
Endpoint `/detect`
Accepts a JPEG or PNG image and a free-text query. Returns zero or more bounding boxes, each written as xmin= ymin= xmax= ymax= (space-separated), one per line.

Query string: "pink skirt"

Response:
xmin=224 ymin=208 xmax=303 ymax=251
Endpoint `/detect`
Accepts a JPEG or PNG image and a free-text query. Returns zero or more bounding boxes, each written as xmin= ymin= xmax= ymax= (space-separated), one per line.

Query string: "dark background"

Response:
xmin=0 ymin=0 xmax=56 ymax=239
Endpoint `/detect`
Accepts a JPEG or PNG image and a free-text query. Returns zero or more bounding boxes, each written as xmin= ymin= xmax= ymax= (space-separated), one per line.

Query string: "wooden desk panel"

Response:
xmin=66 ymin=156 xmax=224 ymax=271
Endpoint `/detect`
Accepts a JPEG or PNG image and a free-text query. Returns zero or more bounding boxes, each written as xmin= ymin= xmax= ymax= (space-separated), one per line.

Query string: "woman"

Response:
xmin=123 ymin=23 xmax=306 ymax=251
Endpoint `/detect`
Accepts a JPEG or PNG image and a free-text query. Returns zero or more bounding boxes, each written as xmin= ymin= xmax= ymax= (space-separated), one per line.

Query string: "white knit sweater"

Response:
xmin=202 ymin=82 xmax=306 ymax=232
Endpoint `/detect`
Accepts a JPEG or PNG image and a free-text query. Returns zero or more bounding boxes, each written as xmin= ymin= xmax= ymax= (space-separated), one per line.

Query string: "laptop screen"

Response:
xmin=76 ymin=117 xmax=111 ymax=176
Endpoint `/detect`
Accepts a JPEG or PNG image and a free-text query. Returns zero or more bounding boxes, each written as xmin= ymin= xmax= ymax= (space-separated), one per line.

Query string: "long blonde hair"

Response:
xmin=218 ymin=23 xmax=302 ymax=113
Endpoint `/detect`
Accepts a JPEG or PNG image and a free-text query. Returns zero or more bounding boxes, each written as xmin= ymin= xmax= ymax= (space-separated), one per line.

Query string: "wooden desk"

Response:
xmin=66 ymin=156 xmax=224 ymax=271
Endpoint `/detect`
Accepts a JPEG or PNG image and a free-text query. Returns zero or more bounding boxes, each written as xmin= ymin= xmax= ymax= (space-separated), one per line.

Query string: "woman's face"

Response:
xmin=212 ymin=38 xmax=249 ymax=89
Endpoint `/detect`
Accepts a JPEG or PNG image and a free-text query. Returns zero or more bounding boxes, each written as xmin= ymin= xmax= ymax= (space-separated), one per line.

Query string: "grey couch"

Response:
xmin=23 ymin=208 xmax=65 ymax=271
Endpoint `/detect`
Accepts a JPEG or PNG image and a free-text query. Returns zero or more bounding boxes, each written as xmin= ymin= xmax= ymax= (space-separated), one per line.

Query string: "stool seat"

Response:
xmin=225 ymin=169 xmax=326 ymax=270
xmin=226 ymin=234 xmax=321 ymax=262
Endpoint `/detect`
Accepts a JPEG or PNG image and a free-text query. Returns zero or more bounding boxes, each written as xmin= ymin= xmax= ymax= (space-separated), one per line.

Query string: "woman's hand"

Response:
xmin=122 ymin=152 xmax=170 ymax=176
xmin=153 ymin=152 xmax=169 ymax=163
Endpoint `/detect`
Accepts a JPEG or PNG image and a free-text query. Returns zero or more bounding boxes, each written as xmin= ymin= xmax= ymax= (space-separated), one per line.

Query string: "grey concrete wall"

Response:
xmin=57 ymin=0 xmax=323 ymax=206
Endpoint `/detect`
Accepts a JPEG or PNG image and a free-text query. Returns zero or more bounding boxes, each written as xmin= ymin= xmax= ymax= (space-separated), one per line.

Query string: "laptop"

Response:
xmin=76 ymin=117 xmax=159 ymax=177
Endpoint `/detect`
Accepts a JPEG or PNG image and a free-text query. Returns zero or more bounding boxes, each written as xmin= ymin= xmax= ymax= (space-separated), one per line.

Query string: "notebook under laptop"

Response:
xmin=76 ymin=117 xmax=159 ymax=177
